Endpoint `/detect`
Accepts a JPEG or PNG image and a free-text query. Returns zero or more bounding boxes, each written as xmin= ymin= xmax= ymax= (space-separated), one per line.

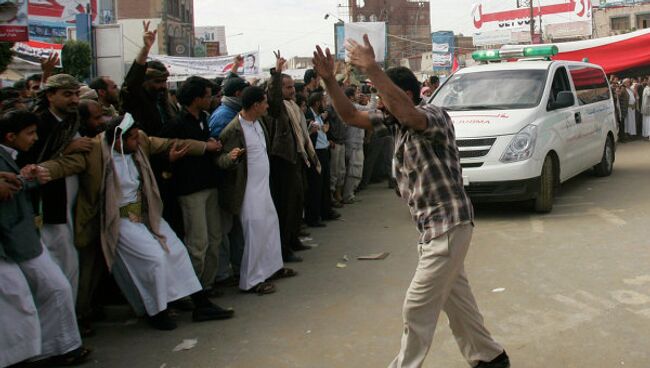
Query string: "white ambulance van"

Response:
xmin=429 ymin=45 xmax=617 ymax=212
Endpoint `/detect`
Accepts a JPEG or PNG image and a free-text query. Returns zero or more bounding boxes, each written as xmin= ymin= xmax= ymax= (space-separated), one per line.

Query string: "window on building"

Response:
xmin=637 ymin=14 xmax=650 ymax=29
xmin=611 ymin=16 xmax=631 ymax=31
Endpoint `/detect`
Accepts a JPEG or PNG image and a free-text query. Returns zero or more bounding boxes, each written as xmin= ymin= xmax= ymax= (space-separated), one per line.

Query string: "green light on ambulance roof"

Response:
xmin=472 ymin=49 xmax=501 ymax=62
xmin=522 ymin=45 xmax=558 ymax=57
xmin=472 ymin=45 xmax=559 ymax=62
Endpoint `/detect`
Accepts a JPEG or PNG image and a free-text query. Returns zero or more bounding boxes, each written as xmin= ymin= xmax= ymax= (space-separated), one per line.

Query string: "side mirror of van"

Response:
xmin=549 ymin=91 xmax=575 ymax=110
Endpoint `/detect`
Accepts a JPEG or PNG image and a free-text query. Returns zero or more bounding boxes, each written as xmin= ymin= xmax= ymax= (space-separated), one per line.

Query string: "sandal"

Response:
xmin=269 ymin=268 xmax=298 ymax=281
xmin=48 ymin=346 xmax=92 ymax=366
xmin=246 ymin=282 xmax=276 ymax=295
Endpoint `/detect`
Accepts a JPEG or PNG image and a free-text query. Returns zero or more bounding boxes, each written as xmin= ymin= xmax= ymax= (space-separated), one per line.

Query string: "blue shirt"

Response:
xmin=208 ymin=104 xmax=239 ymax=138
xmin=311 ymin=108 xmax=329 ymax=150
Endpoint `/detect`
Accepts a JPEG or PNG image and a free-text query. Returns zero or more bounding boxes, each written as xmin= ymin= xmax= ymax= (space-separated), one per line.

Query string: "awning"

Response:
xmin=553 ymin=28 xmax=650 ymax=75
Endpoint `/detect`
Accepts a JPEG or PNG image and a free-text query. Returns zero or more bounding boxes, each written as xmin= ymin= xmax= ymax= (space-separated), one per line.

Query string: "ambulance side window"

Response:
xmin=548 ymin=67 xmax=571 ymax=109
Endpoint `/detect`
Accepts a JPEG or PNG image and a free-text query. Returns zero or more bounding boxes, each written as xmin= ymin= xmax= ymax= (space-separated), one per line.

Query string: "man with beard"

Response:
xmin=120 ymin=21 xmax=174 ymax=137
xmin=264 ymin=51 xmax=321 ymax=262
xmin=78 ymin=99 xmax=108 ymax=138
xmin=19 ymin=74 xmax=90 ymax=299
xmin=89 ymin=76 xmax=120 ymax=118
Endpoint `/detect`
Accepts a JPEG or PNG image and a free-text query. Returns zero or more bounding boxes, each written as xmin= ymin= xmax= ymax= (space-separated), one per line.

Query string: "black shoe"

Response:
xmin=168 ymin=297 xmax=194 ymax=311
xmin=306 ymin=221 xmax=327 ymax=228
xmin=298 ymin=229 xmax=311 ymax=237
xmin=292 ymin=240 xmax=312 ymax=252
xmin=283 ymin=253 xmax=303 ymax=263
xmin=323 ymin=210 xmax=341 ymax=221
xmin=475 ymin=351 xmax=510 ymax=368
xmin=192 ymin=304 xmax=234 ymax=322
xmin=148 ymin=309 xmax=177 ymax=330
xmin=46 ymin=346 xmax=92 ymax=366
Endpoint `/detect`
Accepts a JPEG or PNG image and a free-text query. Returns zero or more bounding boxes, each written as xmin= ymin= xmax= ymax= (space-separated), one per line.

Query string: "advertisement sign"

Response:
xmin=28 ymin=0 xmax=98 ymax=43
xmin=13 ymin=40 xmax=63 ymax=66
xmin=471 ymin=0 xmax=592 ymax=39
xmin=151 ymin=51 xmax=260 ymax=80
xmin=334 ymin=22 xmax=345 ymax=60
xmin=431 ymin=31 xmax=455 ymax=72
xmin=344 ymin=22 xmax=387 ymax=62
xmin=0 ymin=0 xmax=29 ymax=42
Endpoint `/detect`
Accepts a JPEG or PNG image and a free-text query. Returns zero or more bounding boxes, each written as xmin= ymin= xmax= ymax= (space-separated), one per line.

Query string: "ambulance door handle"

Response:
xmin=574 ymin=112 xmax=582 ymax=124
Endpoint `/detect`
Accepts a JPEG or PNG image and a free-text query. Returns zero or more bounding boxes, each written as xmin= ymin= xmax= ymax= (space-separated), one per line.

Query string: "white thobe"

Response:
xmin=110 ymin=153 xmax=201 ymax=316
xmin=238 ymin=116 xmax=283 ymax=290
xmin=624 ymin=88 xmax=637 ymax=135
xmin=0 ymin=247 xmax=81 ymax=365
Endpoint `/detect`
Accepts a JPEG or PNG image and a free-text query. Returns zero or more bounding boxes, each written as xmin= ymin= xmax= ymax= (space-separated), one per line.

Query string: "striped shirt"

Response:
xmin=369 ymin=104 xmax=473 ymax=243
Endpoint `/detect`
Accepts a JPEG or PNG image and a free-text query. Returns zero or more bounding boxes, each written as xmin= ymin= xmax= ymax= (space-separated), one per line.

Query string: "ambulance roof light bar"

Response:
xmin=472 ymin=45 xmax=559 ymax=62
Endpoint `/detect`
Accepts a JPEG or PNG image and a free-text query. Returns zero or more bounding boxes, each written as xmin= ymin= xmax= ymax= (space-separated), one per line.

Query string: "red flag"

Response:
xmin=451 ymin=54 xmax=460 ymax=73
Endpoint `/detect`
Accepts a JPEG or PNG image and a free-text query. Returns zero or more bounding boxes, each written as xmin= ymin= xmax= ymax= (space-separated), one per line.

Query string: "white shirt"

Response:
xmin=113 ymin=153 xmax=140 ymax=206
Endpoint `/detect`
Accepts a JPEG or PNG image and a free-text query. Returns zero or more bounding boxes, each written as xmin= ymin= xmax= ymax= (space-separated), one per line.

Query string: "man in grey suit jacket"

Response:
xmin=0 ymin=110 xmax=89 ymax=366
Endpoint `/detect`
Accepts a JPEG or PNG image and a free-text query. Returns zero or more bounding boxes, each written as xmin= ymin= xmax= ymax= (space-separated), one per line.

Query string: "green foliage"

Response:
xmin=0 ymin=42 xmax=14 ymax=75
xmin=61 ymin=40 xmax=92 ymax=81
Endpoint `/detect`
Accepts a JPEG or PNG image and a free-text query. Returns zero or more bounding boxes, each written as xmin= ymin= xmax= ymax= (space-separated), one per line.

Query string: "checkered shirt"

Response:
xmin=369 ymin=104 xmax=474 ymax=243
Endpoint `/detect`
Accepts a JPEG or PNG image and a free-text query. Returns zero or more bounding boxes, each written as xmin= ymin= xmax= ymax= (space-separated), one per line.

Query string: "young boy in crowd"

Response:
xmin=0 ymin=109 xmax=90 ymax=367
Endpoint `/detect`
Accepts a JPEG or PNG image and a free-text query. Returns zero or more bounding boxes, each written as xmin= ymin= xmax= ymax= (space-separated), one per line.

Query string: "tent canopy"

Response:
xmin=553 ymin=28 xmax=650 ymax=75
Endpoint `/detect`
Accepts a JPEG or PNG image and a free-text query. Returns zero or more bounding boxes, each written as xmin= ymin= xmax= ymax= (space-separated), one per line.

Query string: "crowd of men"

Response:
xmin=0 ymin=22 xmax=397 ymax=367
xmin=610 ymin=75 xmax=650 ymax=141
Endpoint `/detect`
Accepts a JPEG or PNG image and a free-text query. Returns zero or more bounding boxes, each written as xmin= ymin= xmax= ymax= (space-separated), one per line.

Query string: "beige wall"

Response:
xmin=593 ymin=4 xmax=650 ymax=37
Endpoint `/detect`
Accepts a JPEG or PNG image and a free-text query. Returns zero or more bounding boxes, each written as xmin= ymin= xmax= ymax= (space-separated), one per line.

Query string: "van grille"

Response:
xmin=457 ymin=137 xmax=497 ymax=168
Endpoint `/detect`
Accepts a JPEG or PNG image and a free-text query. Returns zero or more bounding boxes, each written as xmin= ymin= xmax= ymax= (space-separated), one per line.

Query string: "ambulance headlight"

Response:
xmin=500 ymin=125 xmax=537 ymax=163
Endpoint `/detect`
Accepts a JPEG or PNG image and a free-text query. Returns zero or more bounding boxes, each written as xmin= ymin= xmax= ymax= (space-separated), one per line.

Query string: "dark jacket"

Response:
xmin=304 ymin=108 xmax=319 ymax=148
xmin=161 ymin=109 xmax=218 ymax=196
xmin=619 ymin=87 xmax=630 ymax=121
xmin=0 ymin=148 xmax=43 ymax=262
xmin=263 ymin=69 xmax=298 ymax=164
xmin=326 ymin=106 xmax=346 ymax=145
xmin=217 ymin=116 xmax=270 ymax=215
xmin=120 ymin=61 xmax=174 ymax=137
xmin=18 ymin=109 xmax=78 ymax=224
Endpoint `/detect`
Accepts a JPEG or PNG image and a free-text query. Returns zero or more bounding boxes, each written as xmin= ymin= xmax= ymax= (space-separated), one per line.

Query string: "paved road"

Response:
xmin=85 ymin=140 xmax=650 ymax=368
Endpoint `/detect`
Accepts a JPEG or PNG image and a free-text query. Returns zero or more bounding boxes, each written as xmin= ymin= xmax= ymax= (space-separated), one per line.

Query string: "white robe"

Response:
xmin=40 ymin=171 xmax=79 ymax=299
xmin=624 ymin=88 xmax=637 ymax=135
xmin=642 ymin=87 xmax=650 ymax=138
xmin=0 ymin=246 xmax=81 ymax=365
xmin=110 ymin=153 xmax=201 ymax=316
xmin=239 ymin=117 xmax=283 ymax=290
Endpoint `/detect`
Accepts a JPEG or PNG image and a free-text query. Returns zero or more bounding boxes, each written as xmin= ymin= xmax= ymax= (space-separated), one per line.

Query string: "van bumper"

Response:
xmin=465 ymin=176 xmax=541 ymax=202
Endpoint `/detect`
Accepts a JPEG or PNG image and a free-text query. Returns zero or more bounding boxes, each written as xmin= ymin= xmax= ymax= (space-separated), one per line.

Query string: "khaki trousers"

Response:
xmin=343 ymin=147 xmax=364 ymax=201
xmin=177 ymin=188 xmax=222 ymax=288
xmin=389 ymin=224 xmax=503 ymax=368
xmin=330 ymin=143 xmax=346 ymax=191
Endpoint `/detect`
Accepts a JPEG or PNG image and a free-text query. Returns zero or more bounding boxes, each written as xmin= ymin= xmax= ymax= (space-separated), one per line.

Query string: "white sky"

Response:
xmin=194 ymin=0 xmax=476 ymax=67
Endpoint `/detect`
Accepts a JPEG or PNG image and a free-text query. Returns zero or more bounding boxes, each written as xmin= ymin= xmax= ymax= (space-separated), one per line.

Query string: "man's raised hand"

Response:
xmin=273 ymin=50 xmax=286 ymax=72
xmin=142 ymin=20 xmax=157 ymax=50
xmin=344 ymin=34 xmax=376 ymax=73
xmin=40 ymin=53 xmax=59 ymax=81
xmin=312 ymin=46 xmax=336 ymax=81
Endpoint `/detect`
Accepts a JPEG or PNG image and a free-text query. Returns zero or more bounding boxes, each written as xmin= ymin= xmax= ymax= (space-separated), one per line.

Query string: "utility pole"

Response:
xmin=529 ymin=0 xmax=535 ymax=42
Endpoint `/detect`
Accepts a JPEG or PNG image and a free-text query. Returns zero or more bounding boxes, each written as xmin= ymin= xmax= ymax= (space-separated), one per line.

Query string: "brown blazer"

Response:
xmin=217 ymin=115 xmax=270 ymax=215
xmin=40 ymin=130 xmax=206 ymax=250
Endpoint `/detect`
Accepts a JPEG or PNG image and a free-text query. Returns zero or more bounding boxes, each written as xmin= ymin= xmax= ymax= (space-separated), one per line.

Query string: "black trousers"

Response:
xmin=270 ymin=156 xmax=304 ymax=256
xmin=305 ymin=149 xmax=332 ymax=224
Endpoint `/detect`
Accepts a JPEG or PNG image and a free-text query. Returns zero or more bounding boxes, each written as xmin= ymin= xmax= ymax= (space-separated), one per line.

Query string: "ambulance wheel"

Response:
xmin=534 ymin=155 xmax=555 ymax=213
xmin=593 ymin=135 xmax=614 ymax=177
